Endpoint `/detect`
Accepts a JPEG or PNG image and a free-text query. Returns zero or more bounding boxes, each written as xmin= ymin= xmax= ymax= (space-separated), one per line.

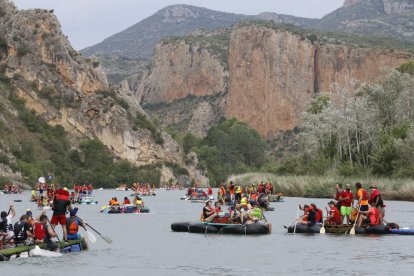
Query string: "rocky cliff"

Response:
xmin=0 ymin=0 xmax=184 ymax=171
xmin=140 ymin=22 xmax=414 ymax=139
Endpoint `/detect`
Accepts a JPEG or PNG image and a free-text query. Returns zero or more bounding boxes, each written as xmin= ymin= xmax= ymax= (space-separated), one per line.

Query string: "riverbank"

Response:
xmin=227 ymin=173 xmax=414 ymax=201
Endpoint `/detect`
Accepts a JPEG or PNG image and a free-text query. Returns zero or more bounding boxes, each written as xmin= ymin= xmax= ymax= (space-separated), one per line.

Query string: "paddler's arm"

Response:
xmin=9 ymin=205 xmax=16 ymax=218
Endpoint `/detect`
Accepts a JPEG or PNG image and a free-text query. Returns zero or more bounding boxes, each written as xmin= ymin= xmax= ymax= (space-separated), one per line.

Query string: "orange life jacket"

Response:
xmin=66 ymin=217 xmax=79 ymax=234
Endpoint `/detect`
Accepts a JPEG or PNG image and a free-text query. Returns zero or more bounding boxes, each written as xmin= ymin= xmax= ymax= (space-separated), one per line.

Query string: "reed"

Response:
xmin=227 ymin=173 xmax=414 ymax=201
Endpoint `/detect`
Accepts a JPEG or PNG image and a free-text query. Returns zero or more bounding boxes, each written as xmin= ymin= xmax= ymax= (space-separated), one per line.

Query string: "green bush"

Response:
xmin=0 ymin=153 xmax=9 ymax=165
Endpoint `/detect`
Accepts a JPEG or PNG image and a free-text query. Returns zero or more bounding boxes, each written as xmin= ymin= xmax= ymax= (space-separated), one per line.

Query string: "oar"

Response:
xmin=79 ymin=224 xmax=97 ymax=243
xmin=293 ymin=205 xmax=300 ymax=233
xmin=46 ymin=217 xmax=65 ymax=254
xmin=320 ymin=210 xmax=326 ymax=234
xmin=349 ymin=206 xmax=360 ymax=235
xmin=75 ymin=216 xmax=112 ymax=244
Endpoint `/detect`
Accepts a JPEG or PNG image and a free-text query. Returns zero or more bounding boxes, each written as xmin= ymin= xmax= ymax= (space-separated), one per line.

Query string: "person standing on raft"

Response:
xmin=51 ymin=187 xmax=71 ymax=241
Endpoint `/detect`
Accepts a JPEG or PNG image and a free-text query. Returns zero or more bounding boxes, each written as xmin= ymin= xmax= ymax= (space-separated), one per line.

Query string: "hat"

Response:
xmin=26 ymin=210 xmax=32 ymax=216
xmin=70 ymin=207 xmax=78 ymax=216
xmin=63 ymin=187 xmax=68 ymax=191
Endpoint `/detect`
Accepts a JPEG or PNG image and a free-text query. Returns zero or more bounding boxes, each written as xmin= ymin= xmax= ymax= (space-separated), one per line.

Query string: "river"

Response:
xmin=1 ymin=189 xmax=414 ymax=275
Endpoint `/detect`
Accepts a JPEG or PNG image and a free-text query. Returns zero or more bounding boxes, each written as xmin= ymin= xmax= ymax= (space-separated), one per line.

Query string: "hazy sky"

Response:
xmin=12 ymin=0 xmax=344 ymax=50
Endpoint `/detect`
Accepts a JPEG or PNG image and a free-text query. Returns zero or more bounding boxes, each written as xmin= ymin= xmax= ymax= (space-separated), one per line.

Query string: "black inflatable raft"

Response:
xmin=285 ymin=223 xmax=411 ymax=235
xmin=171 ymin=221 xmax=271 ymax=235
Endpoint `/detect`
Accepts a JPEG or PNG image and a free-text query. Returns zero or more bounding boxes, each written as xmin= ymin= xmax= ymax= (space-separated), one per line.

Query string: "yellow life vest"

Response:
xmin=236 ymin=186 xmax=241 ymax=193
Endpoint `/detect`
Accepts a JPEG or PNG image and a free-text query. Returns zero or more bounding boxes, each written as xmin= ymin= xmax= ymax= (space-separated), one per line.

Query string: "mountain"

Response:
xmin=80 ymin=4 xmax=316 ymax=60
xmin=314 ymin=0 xmax=414 ymax=41
xmin=0 ymin=0 xmax=191 ymax=185
xmin=138 ymin=21 xmax=414 ymax=139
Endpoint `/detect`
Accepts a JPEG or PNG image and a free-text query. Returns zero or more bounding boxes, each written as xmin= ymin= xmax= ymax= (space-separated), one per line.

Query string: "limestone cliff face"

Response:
xmin=314 ymin=46 xmax=411 ymax=94
xmin=0 ymin=0 xmax=183 ymax=167
xmin=139 ymin=40 xmax=227 ymax=104
xmin=140 ymin=23 xmax=414 ymax=139
xmin=227 ymin=26 xmax=316 ymax=138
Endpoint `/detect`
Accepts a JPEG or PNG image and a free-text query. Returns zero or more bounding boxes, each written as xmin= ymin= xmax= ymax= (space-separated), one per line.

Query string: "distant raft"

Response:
xmin=101 ymin=205 xmax=150 ymax=214
xmin=286 ymin=223 xmax=414 ymax=235
xmin=171 ymin=221 xmax=271 ymax=235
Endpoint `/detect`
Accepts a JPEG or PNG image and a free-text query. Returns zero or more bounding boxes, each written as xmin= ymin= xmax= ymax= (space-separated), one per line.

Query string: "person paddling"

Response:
xmin=66 ymin=208 xmax=85 ymax=240
xmin=0 ymin=205 xmax=15 ymax=244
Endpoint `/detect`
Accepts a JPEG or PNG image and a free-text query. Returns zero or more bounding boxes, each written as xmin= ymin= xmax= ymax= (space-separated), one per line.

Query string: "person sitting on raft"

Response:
xmin=0 ymin=205 xmax=15 ymax=244
xmin=109 ymin=197 xmax=120 ymax=206
xmin=325 ymin=201 xmax=341 ymax=225
xmin=33 ymin=213 xmax=59 ymax=251
xmin=66 ymin=208 xmax=86 ymax=240
xmin=297 ymin=204 xmax=316 ymax=226
xmin=14 ymin=214 xmax=35 ymax=246
xmin=123 ymin=197 xmax=131 ymax=205
xmin=202 ymin=200 xmax=217 ymax=222
xmin=357 ymin=202 xmax=381 ymax=227
xmin=229 ymin=203 xmax=243 ymax=224
xmin=311 ymin=203 xmax=323 ymax=223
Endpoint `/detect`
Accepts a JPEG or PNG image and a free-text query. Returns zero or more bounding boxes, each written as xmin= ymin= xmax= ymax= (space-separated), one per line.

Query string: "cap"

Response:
xmin=70 ymin=207 xmax=78 ymax=216
xmin=26 ymin=210 xmax=33 ymax=216
xmin=63 ymin=187 xmax=68 ymax=191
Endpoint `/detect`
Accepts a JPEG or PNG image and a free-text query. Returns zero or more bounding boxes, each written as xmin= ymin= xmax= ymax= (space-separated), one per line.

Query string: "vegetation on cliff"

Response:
xmin=275 ymin=64 xmax=414 ymax=178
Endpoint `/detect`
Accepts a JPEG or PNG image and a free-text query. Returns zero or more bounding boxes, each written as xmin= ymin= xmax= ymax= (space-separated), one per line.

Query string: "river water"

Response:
xmin=1 ymin=189 xmax=414 ymax=275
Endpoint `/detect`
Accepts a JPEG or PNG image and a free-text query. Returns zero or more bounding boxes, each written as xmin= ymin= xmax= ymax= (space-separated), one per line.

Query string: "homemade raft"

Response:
xmin=171 ymin=221 xmax=271 ymax=235
xmin=286 ymin=224 xmax=414 ymax=235
xmin=101 ymin=205 xmax=150 ymax=214
xmin=0 ymin=238 xmax=87 ymax=261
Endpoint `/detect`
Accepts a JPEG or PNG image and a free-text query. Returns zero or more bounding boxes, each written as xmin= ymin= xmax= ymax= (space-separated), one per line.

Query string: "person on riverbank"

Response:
xmin=325 ymin=201 xmax=341 ymax=225
xmin=339 ymin=184 xmax=354 ymax=225
xmin=0 ymin=205 xmax=15 ymax=243
xmin=51 ymin=188 xmax=71 ymax=241
xmin=202 ymin=200 xmax=217 ymax=223
xmin=66 ymin=208 xmax=85 ymax=240
xmin=357 ymin=202 xmax=381 ymax=227
xmin=369 ymin=184 xmax=385 ymax=223
xmin=355 ymin=182 xmax=369 ymax=212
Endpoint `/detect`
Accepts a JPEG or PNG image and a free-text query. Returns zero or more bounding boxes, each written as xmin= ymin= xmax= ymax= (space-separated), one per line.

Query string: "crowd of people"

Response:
xmin=131 ymin=183 xmax=156 ymax=196
xmin=296 ymin=183 xmax=386 ymax=228
xmin=1 ymin=187 xmax=85 ymax=252
xmin=2 ymin=184 xmax=23 ymax=194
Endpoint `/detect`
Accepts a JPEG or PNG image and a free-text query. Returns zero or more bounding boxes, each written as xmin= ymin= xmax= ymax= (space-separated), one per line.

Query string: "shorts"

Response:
xmin=360 ymin=205 xmax=369 ymax=212
xmin=340 ymin=206 xmax=351 ymax=216
xmin=51 ymin=214 xmax=66 ymax=225
xmin=67 ymin=233 xmax=81 ymax=240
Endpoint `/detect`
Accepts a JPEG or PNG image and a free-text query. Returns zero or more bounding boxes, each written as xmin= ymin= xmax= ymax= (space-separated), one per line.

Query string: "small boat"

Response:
xmin=285 ymin=223 xmax=413 ymax=235
xmin=98 ymin=188 xmax=103 ymax=190
xmin=115 ymin=187 xmax=129 ymax=191
xmin=73 ymin=197 xmax=98 ymax=205
xmin=101 ymin=205 xmax=150 ymax=214
xmin=268 ymin=195 xmax=284 ymax=202
xmin=0 ymin=239 xmax=87 ymax=261
xmin=171 ymin=221 xmax=271 ymax=235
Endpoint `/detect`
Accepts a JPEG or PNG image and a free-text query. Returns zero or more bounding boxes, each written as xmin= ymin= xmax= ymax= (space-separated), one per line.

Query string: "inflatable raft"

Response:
xmin=0 ymin=238 xmax=87 ymax=261
xmin=101 ymin=205 xmax=150 ymax=214
xmin=171 ymin=221 xmax=271 ymax=235
xmin=286 ymin=223 xmax=414 ymax=235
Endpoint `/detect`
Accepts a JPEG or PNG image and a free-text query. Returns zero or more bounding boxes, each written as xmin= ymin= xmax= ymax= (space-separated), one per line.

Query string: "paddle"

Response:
xmin=46 ymin=217 xmax=65 ymax=254
xmin=349 ymin=206 xmax=360 ymax=235
xmin=79 ymin=223 xmax=97 ymax=243
xmin=75 ymin=216 xmax=112 ymax=244
xmin=320 ymin=210 xmax=326 ymax=234
xmin=293 ymin=205 xmax=300 ymax=233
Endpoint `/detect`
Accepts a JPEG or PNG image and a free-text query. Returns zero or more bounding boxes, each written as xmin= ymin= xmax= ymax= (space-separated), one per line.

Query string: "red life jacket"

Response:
xmin=368 ymin=207 xmax=380 ymax=225
xmin=55 ymin=192 xmax=69 ymax=201
xmin=315 ymin=208 xmax=323 ymax=223
xmin=359 ymin=188 xmax=368 ymax=200
xmin=34 ymin=222 xmax=46 ymax=240
xmin=74 ymin=185 xmax=79 ymax=192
